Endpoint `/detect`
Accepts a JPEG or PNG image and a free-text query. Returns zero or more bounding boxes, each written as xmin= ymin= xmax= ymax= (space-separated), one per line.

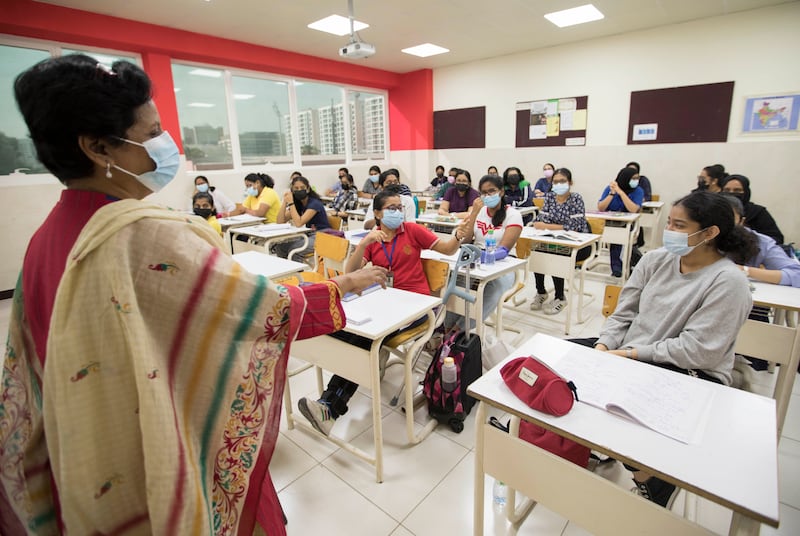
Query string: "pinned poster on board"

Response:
xmin=517 ymin=96 xmax=588 ymax=147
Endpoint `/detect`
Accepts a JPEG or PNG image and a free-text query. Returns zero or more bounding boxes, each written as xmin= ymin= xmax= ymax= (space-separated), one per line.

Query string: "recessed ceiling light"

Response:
xmin=188 ymin=102 xmax=215 ymax=108
xmin=234 ymin=94 xmax=255 ymax=100
xmin=188 ymin=68 xmax=222 ymax=78
xmin=308 ymin=15 xmax=369 ymax=36
xmin=544 ymin=4 xmax=604 ymax=28
xmin=401 ymin=43 xmax=449 ymax=58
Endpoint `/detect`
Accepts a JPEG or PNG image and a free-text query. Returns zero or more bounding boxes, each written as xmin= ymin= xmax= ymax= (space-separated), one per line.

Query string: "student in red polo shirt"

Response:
xmin=298 ymin=188 xmax=462 ymax=436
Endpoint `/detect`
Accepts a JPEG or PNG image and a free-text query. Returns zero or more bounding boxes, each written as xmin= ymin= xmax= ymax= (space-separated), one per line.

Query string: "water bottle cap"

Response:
xmin=444 ymin=357 xmax=455 ymax=365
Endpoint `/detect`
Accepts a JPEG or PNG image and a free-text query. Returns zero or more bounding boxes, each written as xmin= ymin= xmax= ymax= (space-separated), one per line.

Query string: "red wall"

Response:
xmin=2 ymin=0 xmax=433 ymax=151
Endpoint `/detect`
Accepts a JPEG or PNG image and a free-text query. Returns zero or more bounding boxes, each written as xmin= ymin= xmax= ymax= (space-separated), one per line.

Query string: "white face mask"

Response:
xmin=113 ymin=131 xmax=180 ymax=192
xmin=662 ymin=228 xmax=706 ymax=256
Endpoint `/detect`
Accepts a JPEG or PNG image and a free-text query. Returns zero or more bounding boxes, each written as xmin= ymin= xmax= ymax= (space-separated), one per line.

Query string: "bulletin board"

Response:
xmin=515 ymin=96 xmax=588 ymax=147
xmin=627 ymin=81 xmax=734 ymax=144
xmin=433 ymin=106 xmax=486 ymax=149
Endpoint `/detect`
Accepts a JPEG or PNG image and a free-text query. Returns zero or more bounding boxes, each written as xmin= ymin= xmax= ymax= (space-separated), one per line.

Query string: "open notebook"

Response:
xmin=554 ymin=347 xmax=715 ymax=444
xmin=525 ymin=229 xmax=584 ymax=242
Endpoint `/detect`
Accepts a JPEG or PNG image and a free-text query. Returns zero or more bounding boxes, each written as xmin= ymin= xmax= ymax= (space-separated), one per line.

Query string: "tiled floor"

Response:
xmin=1 ymin=272 xmax=798 ymax=535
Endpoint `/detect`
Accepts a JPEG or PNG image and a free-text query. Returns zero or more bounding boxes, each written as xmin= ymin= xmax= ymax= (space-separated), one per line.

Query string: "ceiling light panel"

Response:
xmin=401 ymin=43 xmax=450 ymax=58
xmin=544 ymin=4 xmax=604 ymax=28
xmin=308 ymin=14 xmax=369 ymax=36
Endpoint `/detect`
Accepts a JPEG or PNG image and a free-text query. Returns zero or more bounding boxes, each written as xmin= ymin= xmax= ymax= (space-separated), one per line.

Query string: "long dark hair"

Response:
xmin=244 ymin=172 xmax=274 ymax=189
xmin=675 ymin=191 xmax=758 ymax=264
xmin=290 ymin=176 xmax=320 ymax=213
xmin=479 ymin=174 xmax=507 ymax=228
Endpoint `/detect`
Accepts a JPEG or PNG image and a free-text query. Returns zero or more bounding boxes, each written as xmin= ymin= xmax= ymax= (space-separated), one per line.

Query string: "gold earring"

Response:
xmin=106 ymin=162 xmax=112 ymax=179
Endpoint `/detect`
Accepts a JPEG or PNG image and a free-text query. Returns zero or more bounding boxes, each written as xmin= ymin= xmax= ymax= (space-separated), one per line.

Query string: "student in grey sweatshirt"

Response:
xmin=576 ymin=191 xmax=759 ymax=508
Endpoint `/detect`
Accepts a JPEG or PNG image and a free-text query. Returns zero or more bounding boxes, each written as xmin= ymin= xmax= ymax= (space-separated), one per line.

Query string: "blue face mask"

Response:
xmin=552 ymin=183 xmax=570 ymax=196
xmin=629 ymin=179 xmax=640 ymax=189
xmin=662 ymin=228 xmax=706 ymax=256
xmin=369 ymin=174 xmax=380 ymax=183
xmin=246 ymin=186 xmax=258 ymax=197
xmin=114 ymin=131 xmax=180 ymax=193
xmin=482 ymin=193 xmax=501 ymax=209
xmin=196 ymin=183 xmax=209 ymax=193
xmin=380 ymin=209 xmax=404 ymax=229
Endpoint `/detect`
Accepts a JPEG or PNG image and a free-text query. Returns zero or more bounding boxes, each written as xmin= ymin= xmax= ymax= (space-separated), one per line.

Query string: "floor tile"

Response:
xmin=280 ymin=465 xmax=398 ymax=536
xmin=389 ymin=525 xmax=415 ymax=536
xmin=269 ymin=432 xmax=319 ymax=492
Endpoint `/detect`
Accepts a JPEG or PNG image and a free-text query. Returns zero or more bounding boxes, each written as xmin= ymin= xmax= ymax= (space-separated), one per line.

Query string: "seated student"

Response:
xmin=722 ymin=194 xmax=800 ymax=286
xmin=359 ymin=165 xmax=382 ymax=199
xmin=530 ymin=168 xmax=591 ymax=315
xmin=721 ymin=174 xmax=784 ymax=245
xmin=438 ymin=169 xmax=479 ymax=218
xmin=449 ymin=174 xmax=523 ymax=327
xmin=502 ymin=166 xmax=534 ymax=224
xmin=192 ymin=191 xmax=222 ymax=236
xmin=363 ymin=169 xmax=416 ymax=229
xmin=329 ymin=172 xmax=359 ymax=217
xmin=434 ymin=167 xmax=459 ymax=200
xmin=597 ymin=167 xmax=644 ymax=277
xmin=487 ymin=165 xmax=499 ymax=176
xmin=693 ymin=163 xmax=726 ymax=193
xmin=430 ymin=164 xmax=446 ymax=187
xmin=275 ymin=175 xmax=330 ymax=261
xmin=625 ymin=161 xmax=652 ymax=202
xmin=227 ymin=172 xmax=280 ymax=222
xmin=533 ymin=162 xmax=556 ymax=197
xmin=193 ymin=175 xmax=235 ymax=215
xmin=297 ymin=189 xmax=462 ymax=436
xmin=325 ymin=167 xmax=348 ymax=196
xmin=573 ymin=191 xmax=756 ymax=508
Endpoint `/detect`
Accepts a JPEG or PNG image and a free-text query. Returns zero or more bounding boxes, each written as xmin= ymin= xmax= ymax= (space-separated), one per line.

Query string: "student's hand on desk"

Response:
xmin=333 ymin=266 xmax=389 ymax=296
xmin=533 ymin=221 xmax=546 ymax=230
xmin=593 ymin=343 xmax=609 ymax=352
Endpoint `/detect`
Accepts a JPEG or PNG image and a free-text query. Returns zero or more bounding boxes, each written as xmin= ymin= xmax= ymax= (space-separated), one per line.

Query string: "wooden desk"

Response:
xmin=231 ymin=251 xmax=307 ymax=280
xmin=469 ymin=333 xmax=779 ymax=535
xmin=640 ymin=201 xmax=665 ymax=250
xmin=516 ymin=229 xmax=601 ymax=334
xmin=585 ymin=211 xmax=641 ymax=282
xmin=421 ymin=250 xmax=526 ymax=341
xmin=286 ymin=287 xmax=442 ymax=483
xmin=228 ymin=223 xmax=310 ymax=258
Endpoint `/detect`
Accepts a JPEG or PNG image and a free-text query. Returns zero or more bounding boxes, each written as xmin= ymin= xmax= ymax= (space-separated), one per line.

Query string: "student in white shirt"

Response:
xmin=363 ymin=169 xmax=416 ymax=229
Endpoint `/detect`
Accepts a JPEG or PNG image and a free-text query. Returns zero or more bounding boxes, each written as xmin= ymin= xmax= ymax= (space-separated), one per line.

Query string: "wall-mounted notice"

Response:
xmin=516 ymin=95 xmax=588 ymax=147
xmin=742 ymin=94 xmax=800 ymax=133
xmin=632 ymin=123 xmax=658 ymax=141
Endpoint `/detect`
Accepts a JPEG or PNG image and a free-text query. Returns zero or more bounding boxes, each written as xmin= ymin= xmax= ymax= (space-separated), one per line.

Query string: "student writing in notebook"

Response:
xmin=297 ymin=189 xmax=462 ymax=437
xmin=572 ymin=191 xmax=757 ymax=509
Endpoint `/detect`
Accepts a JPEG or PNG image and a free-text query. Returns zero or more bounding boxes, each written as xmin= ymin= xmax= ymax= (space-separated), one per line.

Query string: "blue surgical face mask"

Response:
xmin=369 ymin=174 xmax=380 ymax=183
xmin=196 ymin=183 xmax=209 ymax=193
xmin=629 ymin=179 xmax=640 ymax=189
xmin=114 ymin=131 xmax=180 ymax=192
xmin=482 ymin=193 xmax=501 ymax=209
xmin=246 ymin=186 xmax=258 ymax=197
xmin=552 ymin=183 xmax=570 ymax=196
xmin=380 ymin=209 xmax=404 ymax=229
xmin=662 ymin=228 xmax=706 ymax=256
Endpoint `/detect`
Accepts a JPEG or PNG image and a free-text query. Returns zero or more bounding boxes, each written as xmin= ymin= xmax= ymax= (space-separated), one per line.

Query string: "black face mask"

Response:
xmin=341 ymin=183 xmax=351 ymax=190
xmin=696 ymin=178 xmax=708 ymax=191
xmin=293 ymin=190 xmax=309 ymax=202
xmin=436 ymin=172 xmax=444 ymax=178
xmin=506 ymin=176 xmax=521 ymax=186
xmin=728 ymin=192 xmax=745 ymax=201
xmin=194 ymin=207 xmax=214 ymax=219
xmin=455 ymin=183 xmax=469 ymax=192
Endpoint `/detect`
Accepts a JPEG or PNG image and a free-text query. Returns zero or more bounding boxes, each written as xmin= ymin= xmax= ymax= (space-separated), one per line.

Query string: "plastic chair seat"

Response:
xmin=384 ymin=319 xmax=431 ymax=348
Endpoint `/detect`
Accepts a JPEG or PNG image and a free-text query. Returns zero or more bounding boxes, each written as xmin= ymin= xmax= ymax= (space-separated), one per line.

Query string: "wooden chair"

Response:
xmin=327 ymin=214 xmax=343 ymax=231
xmin=300 ymin=231 xmax=350 ymax=283
xmin=602 ymin=285 xmax=622 ymax=318
xmin=533 ymin=198 xmax=545 ymax=209
xmin=650 ymin=194 xmax=660 ymax=202
xmin=417 ymin=198 xmax=427 ymax=213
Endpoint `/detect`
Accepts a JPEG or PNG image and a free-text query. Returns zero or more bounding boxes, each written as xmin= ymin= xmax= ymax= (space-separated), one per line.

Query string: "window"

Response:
xmin=171 ymin=64 xmax=232 ymax=170
xmin=349 ymin=91 xmax=386 ymax=161
xmin=232 ymin=75 xmax=292 ymax=165
xmin=295 ymin=81 xmax=346 ymax=165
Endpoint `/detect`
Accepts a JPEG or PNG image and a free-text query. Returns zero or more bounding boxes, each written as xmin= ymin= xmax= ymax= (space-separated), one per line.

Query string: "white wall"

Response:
xmin=422 ymin=2 xmax=800 ymax=246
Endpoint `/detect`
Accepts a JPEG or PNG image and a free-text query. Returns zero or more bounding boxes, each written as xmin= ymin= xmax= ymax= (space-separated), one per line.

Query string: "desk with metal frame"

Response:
xmin=227 ymin=223 xmax=311 ymax=258
xmin=639 ymin=201 xmax=665 ymax=251
xmin=231 ymin=251 xmax=308 ymax=281
xmin=584 ymin=211 xmax=641 ymax=282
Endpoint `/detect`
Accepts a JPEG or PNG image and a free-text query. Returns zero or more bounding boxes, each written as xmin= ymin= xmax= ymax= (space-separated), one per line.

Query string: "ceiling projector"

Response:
xmin=339 ymin=41 xmax=376 ymax=59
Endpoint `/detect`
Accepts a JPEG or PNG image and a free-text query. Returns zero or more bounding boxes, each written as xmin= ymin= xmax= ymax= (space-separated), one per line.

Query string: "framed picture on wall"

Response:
xmin=741 ymin=93 xmax=800 ymax=134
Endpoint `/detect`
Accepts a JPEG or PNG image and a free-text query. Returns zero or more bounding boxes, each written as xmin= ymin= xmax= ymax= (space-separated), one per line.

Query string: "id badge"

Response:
xmin=386 ymin=271 xmax=394 ymax=288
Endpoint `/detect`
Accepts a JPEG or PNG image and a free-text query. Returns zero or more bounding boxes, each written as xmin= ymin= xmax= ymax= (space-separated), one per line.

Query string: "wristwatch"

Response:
xmin=286 ymin=202 xmax=294 ymax=208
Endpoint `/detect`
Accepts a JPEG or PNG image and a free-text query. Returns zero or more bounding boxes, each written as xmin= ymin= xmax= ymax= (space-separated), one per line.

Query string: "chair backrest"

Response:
xmin=328 ymin=214 xmax=343 ymax=231
xmin=650 ymin=194 xmax=660 ymax=202
xmin=602 ymin=285 xmax=622 ymax=318
xmin=421 ymin=258 xmax=450 ymax=296
xmin=533 ymin=198 xmax=545 ymax=209
xmin=313 ymin=231 xmax=350 ymax=277
xmin=586 ymin=217 xmax=606 ymax=235
xmin=417 ymin=198 xmax=427 ymax=213
xmin=514 ymin=237 xmax=533 ymax=260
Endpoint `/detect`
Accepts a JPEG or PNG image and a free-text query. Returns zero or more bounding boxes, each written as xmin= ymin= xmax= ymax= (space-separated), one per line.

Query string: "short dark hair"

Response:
xmin=435 ymin=165 xmax=445 ymax=173
xmin=244 ymin=172 xmax=274 ymax=189
xmin=373 ymin=188 xmax=401 ymax=211
xmin=379 ymin=168 xmax=400 ymax=186
xmin=703 ymin=164 xmax=728 ymax=183
xmin=339 ymin=167 xmax=349 ymax=174
xmin=553 ymin=167 xmax=573 ymax=184
xmin=456 ymin=169 xmax=472 ymax=184
xmin=369 ymin=165 xmax=382 ymax=175
xmin=192 ymin=191 xmax=215 ymax=207
xmin=502 ymin=167 xmax=525 ymax=183
xmin=14 ymin=54 xmax=152 ymax=183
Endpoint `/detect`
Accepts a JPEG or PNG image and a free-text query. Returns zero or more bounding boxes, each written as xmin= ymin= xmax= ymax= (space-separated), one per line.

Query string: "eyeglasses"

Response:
xmin=481 ymin=188 xmax=501 ymax=196
xmin=382 ymin=205 xmax=403 ymax=211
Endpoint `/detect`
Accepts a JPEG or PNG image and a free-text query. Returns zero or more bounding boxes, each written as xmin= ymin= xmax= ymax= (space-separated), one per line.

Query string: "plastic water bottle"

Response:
xmin=441 ymin=357 xmax=458 ymax=392
xmin=485 ymin=228 xmax=496 ymax=265
xmin=492 ymin=479 xmax=507 ymax=513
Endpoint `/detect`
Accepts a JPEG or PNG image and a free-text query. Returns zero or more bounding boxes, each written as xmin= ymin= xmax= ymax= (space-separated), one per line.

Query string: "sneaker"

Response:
xmin=631 ymin=477 xmax=679 ymax=509
xmin=612 ymin=271 xmax=622 ymax=278
xmin=543 ymin=298 xmax=567 ymax=315
xmin=298 ymin=398 xmax=336 ymax=437
xmin=530 ymin=293 xmax=549 ymax=311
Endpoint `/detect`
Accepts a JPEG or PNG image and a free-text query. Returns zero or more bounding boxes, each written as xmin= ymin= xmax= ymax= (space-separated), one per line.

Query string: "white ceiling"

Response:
xmin=41 ymin=0 xmax=794 ymax=73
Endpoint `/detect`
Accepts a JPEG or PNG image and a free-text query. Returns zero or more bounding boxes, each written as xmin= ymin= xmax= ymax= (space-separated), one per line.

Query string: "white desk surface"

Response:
xmin=642 ymin=201 xmax=665 ymax=209
xmin=467 ymin=333 xmax=779 ymax=526
xmin=340 ymin=286 xmax=441 ymax=339
xmin=416 ymin=213 xmax=461 ymax=228
xmin=751 ymin=281 xmax=800 ymax=311
xmin=230 ymin=223 xmax=310 ymax=239
xmin=516 ymin=205 xmax=538 ymax=217
xmin=232 ymin=251 xmax=307 ymax=280
xmin=519 ymin=228 xmax=600 ymax=248
xmin=585 ymin=210 xmax=641 ymax=222
xmin=421 ymin=250 xmax=527 ymax=279
xmin=217 ymin=214 xmax=265 ymax=228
